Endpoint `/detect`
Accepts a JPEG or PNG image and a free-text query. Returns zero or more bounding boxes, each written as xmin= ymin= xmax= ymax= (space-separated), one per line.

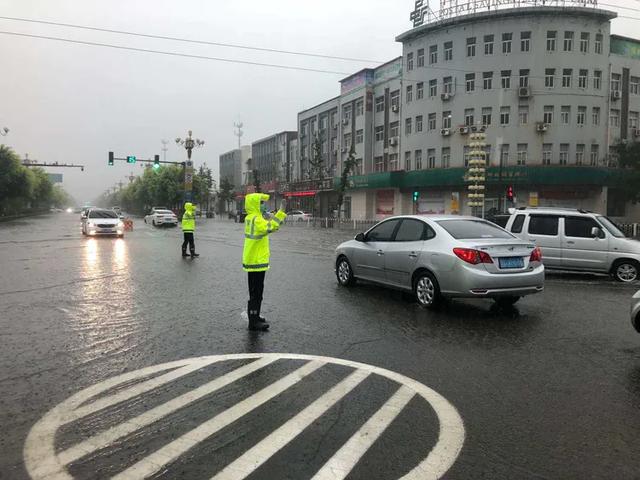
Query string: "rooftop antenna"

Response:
xmin=234 ymin=121 xmax=244 ymax=150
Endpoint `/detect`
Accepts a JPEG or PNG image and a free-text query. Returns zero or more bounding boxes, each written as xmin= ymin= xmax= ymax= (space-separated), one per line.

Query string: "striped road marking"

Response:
xmin=24 ymin=353 xmax=465 ymax=480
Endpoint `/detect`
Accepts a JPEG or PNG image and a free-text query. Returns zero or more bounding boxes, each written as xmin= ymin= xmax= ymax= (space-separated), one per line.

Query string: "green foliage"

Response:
xmin=336 ymin=145 xmax=358 ymax=219
xmin=308 ymin=133 xmax=324 ymax=180
xmin=614 ymin=141 xmax=640 ymax=203
xmin=218 ymin=177 xmax=235 ymax=211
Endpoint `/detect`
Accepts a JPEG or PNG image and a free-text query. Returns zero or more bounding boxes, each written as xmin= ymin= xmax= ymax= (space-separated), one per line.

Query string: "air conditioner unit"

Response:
xmin=536 ymin=122 xmax=548 ymax=132
xmin=342 ymin=118 xmax=349 ymax=125
xmin=518 ymin=87 xmax=531 ymax=98
xmin=392 ymin=104 xmax=399 ymax=113
xmin=441 ymin=128 xmax=451 ymax=136
xmin=633 ymin=128 xmax=640 ymax=138
xmin=332 ymin=124 xmax=338 ymax=130
xmin=611 ymin=90 xmax=622 ymax=100
xmin=459 ymin=126 xmax=470 ymax=135
xmin=441 ymin=92 xmax=453 ymax=101
xmin=388 ymin=137 xmax=399 ymax=146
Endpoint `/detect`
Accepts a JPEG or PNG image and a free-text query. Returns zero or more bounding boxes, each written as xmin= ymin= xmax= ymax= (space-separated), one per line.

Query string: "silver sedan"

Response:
xmin=335 ymin=215 xmax=545 ymax=308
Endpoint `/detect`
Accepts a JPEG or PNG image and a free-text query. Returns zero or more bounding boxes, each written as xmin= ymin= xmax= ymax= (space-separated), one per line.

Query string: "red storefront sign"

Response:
xmin=283 ymin=191 xmax=317 ymax=198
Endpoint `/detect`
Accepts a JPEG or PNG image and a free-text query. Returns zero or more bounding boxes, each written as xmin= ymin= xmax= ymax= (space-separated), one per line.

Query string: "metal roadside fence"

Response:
xmin=283 ymin=217 xmax=378 ymax=231
xmin=618 ymin=223 xmax=640 ymax=239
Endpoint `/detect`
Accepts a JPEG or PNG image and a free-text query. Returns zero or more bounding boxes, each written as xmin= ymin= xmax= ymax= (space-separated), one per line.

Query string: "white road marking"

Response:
xmin=58 ymin=356 xmax=277 ymax=465
xmin=111 ymin=359 xmax=325 ymax=480
xmin=310 ymin=385 xmax=416 ymax=480
xmin=24 ymin=353 xmax=465 ymax=480
xmin=211 ymin=368 xmax=370 ymax=480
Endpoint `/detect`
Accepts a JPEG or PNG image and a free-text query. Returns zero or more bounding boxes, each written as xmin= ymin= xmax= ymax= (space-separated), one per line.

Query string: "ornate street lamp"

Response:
xmin=175 ymin=130 xmax=205 ymax=202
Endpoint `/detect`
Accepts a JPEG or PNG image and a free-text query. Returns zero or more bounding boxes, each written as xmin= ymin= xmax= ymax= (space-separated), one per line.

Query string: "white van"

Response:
xmin=505 ymin=207 xmax=640 ymax=283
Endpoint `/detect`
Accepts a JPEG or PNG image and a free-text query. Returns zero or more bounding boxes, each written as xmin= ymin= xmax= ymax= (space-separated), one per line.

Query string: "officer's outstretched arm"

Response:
xmin=253 ymin=210 xmax=287 ymax=235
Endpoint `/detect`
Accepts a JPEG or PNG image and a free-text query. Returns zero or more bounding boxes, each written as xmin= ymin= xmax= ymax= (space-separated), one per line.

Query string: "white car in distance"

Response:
xmin=144 ymin=209 xmax=178 ymax=227
xmin=82 ymin=208 xmax=125 ymax=237
xmin=286 ymin=210 xmax=312 ymax=222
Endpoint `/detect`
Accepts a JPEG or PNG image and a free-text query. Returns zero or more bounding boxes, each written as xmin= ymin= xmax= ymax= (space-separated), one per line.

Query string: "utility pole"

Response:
xmin=234 ymin=121 xmax=243 ymax=150
xmin=161 ymin=139 xmax=169 ymax=162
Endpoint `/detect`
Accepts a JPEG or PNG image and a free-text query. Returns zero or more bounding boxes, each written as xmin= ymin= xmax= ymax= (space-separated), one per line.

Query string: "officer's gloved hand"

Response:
xmin=279 ymin=199 xmax=287 ymax=212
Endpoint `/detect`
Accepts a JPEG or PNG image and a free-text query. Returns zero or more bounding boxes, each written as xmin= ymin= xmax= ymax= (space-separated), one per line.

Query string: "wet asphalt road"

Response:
xmin=1 ymin=213 xmax=639 ymax=480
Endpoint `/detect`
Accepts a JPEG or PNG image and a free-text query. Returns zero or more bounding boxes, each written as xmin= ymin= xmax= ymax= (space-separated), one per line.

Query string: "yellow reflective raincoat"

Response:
xmin=182 ymin=202 xmax=196 ymax=232
xmin=242 ymin=193 xmax=287 ymax=272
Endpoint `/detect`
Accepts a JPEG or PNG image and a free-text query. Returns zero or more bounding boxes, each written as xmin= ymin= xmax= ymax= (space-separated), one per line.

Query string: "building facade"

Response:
xmin=250 ymin=131 xmax=297 ymax=208
xmin=219 ymin=145 xmax=250 ymax=191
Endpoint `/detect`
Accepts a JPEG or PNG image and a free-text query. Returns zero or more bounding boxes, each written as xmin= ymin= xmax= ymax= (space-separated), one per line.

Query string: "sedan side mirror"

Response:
xmin=591 ymin=226 xmax=602 ymax=238
xmin=355 ymin=232 xmax=366 ymax=242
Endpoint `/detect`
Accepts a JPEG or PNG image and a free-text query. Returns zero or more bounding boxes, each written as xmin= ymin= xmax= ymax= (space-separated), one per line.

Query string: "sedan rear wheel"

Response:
xmin=414 ymin=272 xmax=440 ymax=309
xmin=613 ymin=260 xmax=638 ymax=283
xmin=336 ymin=257 xmax=356 ymax=287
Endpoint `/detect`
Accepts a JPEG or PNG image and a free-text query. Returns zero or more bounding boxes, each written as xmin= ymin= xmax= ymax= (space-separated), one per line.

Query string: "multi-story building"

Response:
xmin=218 ymin=145 xmax=250 ymax=191
xmin=294 ymin=2 xmax=640 ymax=220
xmin=250 ymin=131 xmax=297 ymax=209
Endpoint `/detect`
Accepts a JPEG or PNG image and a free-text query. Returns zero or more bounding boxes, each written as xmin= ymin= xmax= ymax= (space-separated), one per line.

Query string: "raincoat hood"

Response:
xmin=245 ymin=193 xmax=269 ymax=216
xmin=184 ymin=202 xmax=195 ymax=214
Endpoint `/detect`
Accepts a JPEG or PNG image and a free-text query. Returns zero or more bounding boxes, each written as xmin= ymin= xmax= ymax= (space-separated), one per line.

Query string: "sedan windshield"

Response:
xmin=597 ymin=216 xmax=626 ymax=238
xmin=437 ymin=219 xmax=514 ymax=239
xmin=88 ymin=210 xmax=118 ymax=218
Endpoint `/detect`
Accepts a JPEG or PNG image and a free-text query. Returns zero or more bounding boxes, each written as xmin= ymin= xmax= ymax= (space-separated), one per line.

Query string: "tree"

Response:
xmin=308 ymin=133 xmax=325 ymax=180
xmin=218 ymin=178 xmax=235 ymax=212
xmin=252 ymin=168 xmax=261 ymax=192
xmin=0 ymin=145 xmax=34 ymax=214
xmin=336 ymin=145 xmax=358 ymax=219
xmin=614 ymin=140 xmax=640 ymax=203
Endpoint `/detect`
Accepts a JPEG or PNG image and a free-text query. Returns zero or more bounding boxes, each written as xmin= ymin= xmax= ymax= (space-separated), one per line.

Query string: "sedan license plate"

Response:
xmin=498 ymin=257 xmax=524 ymax=269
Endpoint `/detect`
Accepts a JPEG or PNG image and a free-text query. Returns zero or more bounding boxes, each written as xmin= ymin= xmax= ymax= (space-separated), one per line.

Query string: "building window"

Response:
xmin=356 ymin=99 xmax=364 ymax=116
xmin=502 ymin=33 xmax=512 ymax=53
xmin=320 ymin=116 xmax=327 ymax=131
xmin=428 ymin=113 xmax=436 ymax=130
xmin=577 ymin=106 xmax=586 ymax=126
xmin=563 ymin=31 xmax=574 ymax=51
xmin=465 ymin=73 xmax=476 ymax=92
xmin=592 ymin=107 xmax=600 ymax=125
xmin=406 ymin=85 xmax=413 ymax=103
xmin=375 ymin=95 xmax=385 ymax=113
xmin=593 ymin=70 xmax=602 ymax=90
xmin=464 ymin=108 xmax=475 ymax=126
xmin=343 ymin=133 xmax=351 ymax=149
xmin=520 ymin=31 xmax=531 ymax=52
xmin=580 ymin=32 xmax=590 ymax=53
xmin=590 ymin=144 xmax=599 ymax=166
xmin=546 ymin=31 xmax=557 ymax=52
xmin=416 ymin=115 xmax=423 ymax=132
xmin=467 ymin=37 xmax=476 ymax=57
xmin=442 ymin=147 xmax=450 ymax=168
xmin=501 ymin=70 xmax=511 ymax=89
xmin=429 ymin=45 xmax=438 ymax=64
xmin=595 ymin=34 xmax=603 ymax=54
xmin=405 ymin=117 xmax=412 ymax=135
xmin=301 ymin=123 xmax=307 ymax=137
xmin=610 ymin=109 xmax=620 ymax=127
xmin=559 ymin=144 xmax=569 ymax=165
xmin=543 ymin=105 xmax=554 ymax=124
xmin=443 ymin=76 xmax=453 ymax=94
xmin=631 ymin=76 xmax=640 ymax=95
xmin=611 ymin=73 xmax=621 ymax=92
xmin=310 ymin=118 xmax=316 ymax=132
xmin=375 ymin=156 xmax=384 ymax=172
xmin=356 ymin=129 xmax=363 ymax=144
xmin=578 ymin=69 xmax=588 ymax=89
xmin=427 ymin=149 xmax=436 ymax=168
xmin=429 ymin=79 xmax=437 ymax=97
xmin=417 ymin=82 xmax=424 ymax=100
xmin=543 ymin=144 xmax=552 ymax=165
xmin=482 ymin=107 xmax=492 ymax=126
xmin=407 ymin=52 xmax=414 ymax=71
xmin=518 ymin=105 xmax=529 ymax=125
xmin=391 ymin=90 xmax=400 ymax=110
xmin=545 ymin=68 xmax=555 ymax=88
xmin=405 ymin=151 xmax=412 ymax=171
xmin=375 ymin=126 xmax=384 ymax=141
xmin=483 ymin=71 xmax=493 ymax=90
xmin=561 ymin=106 xmax=570 ymax=124
xmin=500 ymin=106 xmax=510 ymax=126
xmin=517 ymin=143 xmax=528 ymax=165
xmin=442 ymin=111 xmax=452 ymax=129
xmin=389 ymin=153 xmax=399 ymax=171
xmin=500 ymin=144 xmax=509 ymax=166
xmin=484 ymin=35 xmax=494 ymax=55
xmin=415 ymin=150 xmax=423 ymax=169
xmin=444 ymin=41 xmax=453 ymax=61
xmin=390 ymin=121 xmax=399 ymax=138
xmin=519 ymin=69 xmax=530 ymax=87
xmin=562 ymin=68 xmax=572 ymax=88
xmin=343 ymin=106 xmax=351 ymax=121
xmin=330 ymin=112 xmax=337 ymax=128
xmin=576 ymin=144 xmax=585 ymax=165
xmin=630 ymin=111 xmax=639 ymax=130
xmin=417 ymin=48 xmax=425 ymax=67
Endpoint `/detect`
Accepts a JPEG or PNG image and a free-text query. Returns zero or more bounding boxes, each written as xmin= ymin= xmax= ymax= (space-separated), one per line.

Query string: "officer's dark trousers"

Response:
xmin=247 ymin=271 xmax=266 ymax=321
xmin=181 ymin=232 xmax=195 ymax=254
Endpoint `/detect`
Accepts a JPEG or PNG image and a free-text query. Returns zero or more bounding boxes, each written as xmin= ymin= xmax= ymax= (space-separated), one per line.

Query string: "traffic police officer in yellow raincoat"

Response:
xmin=243 ymin=193 xmax=287 ymax=331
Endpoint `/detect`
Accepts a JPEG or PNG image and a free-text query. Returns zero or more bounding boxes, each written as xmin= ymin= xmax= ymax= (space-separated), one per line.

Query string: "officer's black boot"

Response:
xmin=248 ymin=302 xmax=269 ymax=331
xmin=181 ymin=248 xmax=189 ymax=257
xmin=190 ymin=249 xmax=199 ymax=258
xmin=256 ymin=302 xmax=266 ymax=323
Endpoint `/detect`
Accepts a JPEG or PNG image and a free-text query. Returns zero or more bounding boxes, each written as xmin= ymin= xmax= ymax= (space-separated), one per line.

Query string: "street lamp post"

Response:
xmin=176 ymin=130 xmax=204 ymax=202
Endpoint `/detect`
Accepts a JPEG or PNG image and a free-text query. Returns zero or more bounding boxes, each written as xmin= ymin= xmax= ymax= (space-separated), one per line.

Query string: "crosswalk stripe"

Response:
xmin=210 ymin=368 xmax=371 ymax=480
xmin=58 ymin=357 xmax=277 ymax=465
xmin=310 ymin=385 xmax=415 ymax=480
xmin=110 ymin=360 xmax=325 ymax=480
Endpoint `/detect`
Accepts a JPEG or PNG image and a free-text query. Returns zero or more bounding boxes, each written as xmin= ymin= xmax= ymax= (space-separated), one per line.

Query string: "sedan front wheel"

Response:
xmin=414 ymin=271 xmax=441 ymax=309
xmin=336 ymin=257 xmax=356 ymax=287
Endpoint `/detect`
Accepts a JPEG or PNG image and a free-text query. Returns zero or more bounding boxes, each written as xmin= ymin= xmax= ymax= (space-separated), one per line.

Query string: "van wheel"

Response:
xmin=612 ymin=260 xmax=639 ymax=283
xmin=414 ymin=271 xmax=441 ymax=309
xmin=336 ymin=257 xmax=356 ymax=287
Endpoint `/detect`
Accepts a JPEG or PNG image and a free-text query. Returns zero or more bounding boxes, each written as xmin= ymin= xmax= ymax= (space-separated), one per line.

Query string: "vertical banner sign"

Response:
xmin=184 ymin=160 xmax=194 ymax=201
xmin=529 ymin=191 xmax=539 ymax=207
xmin=451 ymin=192 xmax=460 ymax=214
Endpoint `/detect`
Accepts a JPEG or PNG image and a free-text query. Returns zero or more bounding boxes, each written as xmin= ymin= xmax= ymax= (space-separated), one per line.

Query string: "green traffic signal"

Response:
xmin=412 ymin=191 xmax=419 ymax=202
xmin=153 ymin=154 xmax=160 ymax=170
xmin=152 ymin=162 xmax=160 ymax=170
xmin=126 ymin=156 xmax=136 ymax=164
xmin=108 ymin=151 xmax=114 ymax=166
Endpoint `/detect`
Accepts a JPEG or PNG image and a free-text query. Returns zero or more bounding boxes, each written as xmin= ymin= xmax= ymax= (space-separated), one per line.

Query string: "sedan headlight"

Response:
xmin=87 ymin=222 xmax=94 ymax=227
xmin=117 ymin=221 xmax=124 ymax=228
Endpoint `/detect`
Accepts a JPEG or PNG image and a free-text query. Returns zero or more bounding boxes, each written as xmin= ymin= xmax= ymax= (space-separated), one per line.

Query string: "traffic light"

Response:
xmin=153 ymin=155 xmax=160 ymax=170
xmin=108 ymin=151 xmax=114 ymax=166
xmin=126 ymin=155 xmax=136 ymax=164
xmin=412 ymin=191 xmax=420 ymax=202
xmin=506 ymin=185 xmax=514 ymax=202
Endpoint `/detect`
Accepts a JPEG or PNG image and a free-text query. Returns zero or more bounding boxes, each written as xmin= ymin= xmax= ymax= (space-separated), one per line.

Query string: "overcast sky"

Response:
xmin=0 ymin=0 xmax=636 ymax=203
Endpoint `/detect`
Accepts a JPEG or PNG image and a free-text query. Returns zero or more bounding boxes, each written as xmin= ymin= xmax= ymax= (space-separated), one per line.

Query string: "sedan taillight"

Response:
xmin=453 ymin=248 xmax=493 ymax=265
xmin=530 ymin=247 xmax=542 ymax=262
